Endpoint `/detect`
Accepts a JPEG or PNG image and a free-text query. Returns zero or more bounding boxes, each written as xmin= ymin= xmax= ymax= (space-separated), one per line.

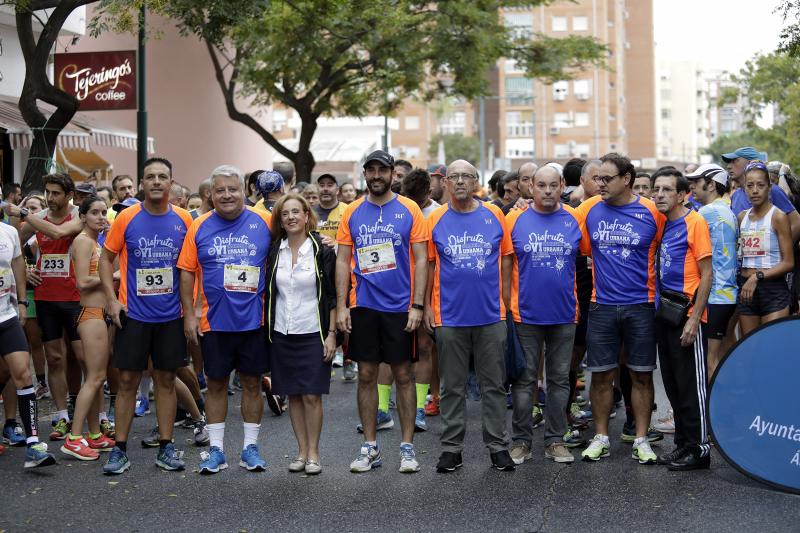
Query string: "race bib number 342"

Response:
xmin=136 ymin=268 xmax=173 ymax=296
xmin=223 ymin=264 xmax=260 ymax=293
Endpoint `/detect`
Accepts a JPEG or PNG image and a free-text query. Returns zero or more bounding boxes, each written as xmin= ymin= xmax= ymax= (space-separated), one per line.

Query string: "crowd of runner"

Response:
xmin=0 ymin=144 xmax=794 ymax=475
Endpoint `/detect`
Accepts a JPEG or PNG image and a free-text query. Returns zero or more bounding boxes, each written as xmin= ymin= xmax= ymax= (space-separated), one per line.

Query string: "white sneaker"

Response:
xmin=350 ymin=443 xmax=382 ymax=472
xmin=398 ymin=444 xmax=419 ymax=473
xmin=632 ymin=439 xmax=657 ymax=464
xmin=654 ymin=410 xmax=675 ymax=433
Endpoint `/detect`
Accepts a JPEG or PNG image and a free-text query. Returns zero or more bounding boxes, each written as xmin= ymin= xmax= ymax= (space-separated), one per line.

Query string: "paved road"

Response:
xmin=0 ymin=368 xmax=798 ymax=532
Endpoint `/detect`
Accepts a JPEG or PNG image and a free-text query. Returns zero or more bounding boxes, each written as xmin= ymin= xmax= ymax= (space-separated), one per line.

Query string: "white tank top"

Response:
xmin=740 ymin=206 xmax=781 ymax=270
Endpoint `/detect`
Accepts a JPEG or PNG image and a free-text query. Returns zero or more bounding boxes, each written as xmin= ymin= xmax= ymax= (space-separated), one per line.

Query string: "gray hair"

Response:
xmin=581 ymin=159 xmax=602 ymax=177
xmin=210 ymin=165 xmax=244 ymax=189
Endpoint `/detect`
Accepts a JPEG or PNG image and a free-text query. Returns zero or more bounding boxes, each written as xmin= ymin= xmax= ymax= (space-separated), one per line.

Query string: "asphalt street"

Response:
xmin=0 ymin=367 xmax=798 ymax=532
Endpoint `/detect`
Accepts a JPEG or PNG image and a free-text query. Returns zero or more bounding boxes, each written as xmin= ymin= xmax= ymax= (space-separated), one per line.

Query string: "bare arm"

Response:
xmin=423 ymin=260 xmax=436 ymax=333
xmin=788 ymin=210 xmax=800 ymax=244
xmin=335 ymin=244 xmax=352 ymax=333
xmin=766 ymin=210 xmax=795 ymax=279
xmin=11 ymin=254 xmax=27 ymax=326
xmin=180 ymin=269 xmax=202 ymax=345
xmin=501 ymin=255 xmax=512 ymax=312
xmin=681 ymin=256 xmax=712 ymax=347
xmin=99 ymin=248 xmax=124 ymax=327
xmin=18 ymin=211 xmax=83 ymax=241
xmin=71 ymin=236 xmax=102 ymax=292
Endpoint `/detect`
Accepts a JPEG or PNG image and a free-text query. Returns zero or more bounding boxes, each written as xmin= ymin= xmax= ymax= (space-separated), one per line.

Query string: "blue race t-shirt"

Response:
xmin=507 ymin=205 xmax=583 ymax=325
xmin=730 ymin=185 xmax=796 ymax=215
xmin=698 ymin=199 xmax=739 ymax=304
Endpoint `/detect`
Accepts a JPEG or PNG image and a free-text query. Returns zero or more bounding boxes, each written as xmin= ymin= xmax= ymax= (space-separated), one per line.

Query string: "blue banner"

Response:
xmin=709 ymin=316 xmax=800 ymax=494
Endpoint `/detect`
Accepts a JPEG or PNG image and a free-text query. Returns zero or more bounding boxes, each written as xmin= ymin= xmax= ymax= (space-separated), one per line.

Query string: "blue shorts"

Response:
xmin=586 ymin=302 xmax=657 ymax=373
xmin=200 ymin=328 xmax=269 ymax=380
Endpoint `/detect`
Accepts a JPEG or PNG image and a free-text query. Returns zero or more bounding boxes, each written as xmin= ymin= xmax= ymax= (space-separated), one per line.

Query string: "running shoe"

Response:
xmin=25 ymin=442 xmax=56 ymax=469
xmin=581 ymin=435 xmax=610 ymax=461
xmin=576 ymin=378 xmax=586 ymax=391
xmin=532 ymin=405 xmax=544 ymax=429
xmin=490 ymin=450 xmax=516 ymax=471
xmin=398 ymin=443 xmax=419 ymax=473
xmin=174 ymin=408 xmax=191 ymax=428
xmin=193 ymin=419 xmax=209 ymax=446
xmin=156 ymin=442 xmax=185 ymax=471
xmin=424 ymin=395 xmax=440 ymax=416
xmin=61 ymin=437 xmax=99 ymax=461
xmin=570 ymin=403 xmax=592 ymax=422
xmin=141 ymin=427 xmax=161 ymax=448
xmin=103 ymin=446 xmax=130 ymax=475
xmin=545 ymin=442 xmax=575 ymax=463
xmin=350 ymin=442 xmax=382 ymax=472
xmin=87 ymin=434 xmax=115 ymax=451
xmin=632 ymin=440 xmax=658 ymax=465
xmin=103 ymin=382 xmax=111 ymax=398
xmin=239 ymin=444 xmax=267 ymax=471
xmin=654 ymin=410 xmax=675 ymax=434
xmin=575 ymin=394 xmax=589 ymax=407
xmin=134 ymin=395 xmax=150 ymax=417
xmin=3 ymin=424 xmax=26 ymax=446
xmin=100 ymin=419 xmax=116 ymax=439
xmin=620 ymin=421 xmax=664 ymax=444
xmin=356 ymin=410 xmax=394 ymax=433
xmin=199 ymin=446 xmax=228 ymax=474
xmin=436 ymin=451 xmax=462 ymax=473
xmin=342 ymin=362 xmax=357 ymax=381
xmin=562 ymin=427 xmax=587 ymax=448
xmin=49 ymin=418 xmax=70 ymax=441
xmin=414 ymin=408 xmax=427 ymax=432
xmin=509 ymin=443 xmax=532 ymax=465
xmin=231 ymin=373 xmax=243 ymax=391
xmin=35 ymin=382 xmax=50 ymax=400
xmin=332 ymin=351 xmax=344 ymax=368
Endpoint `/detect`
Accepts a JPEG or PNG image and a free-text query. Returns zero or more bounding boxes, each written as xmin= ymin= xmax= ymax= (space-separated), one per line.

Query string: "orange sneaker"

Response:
xmin=87 ymin=434 xmax=116 ymax=451
xmin=60 ymin=436 xmax=100 ymax=461
xmin=424 ymin=396 xmax=440 ymax=416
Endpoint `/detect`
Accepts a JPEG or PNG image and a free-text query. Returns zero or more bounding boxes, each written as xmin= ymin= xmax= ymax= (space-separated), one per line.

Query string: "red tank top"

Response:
xmin=34 ymin=210 xmax=80 ymax=302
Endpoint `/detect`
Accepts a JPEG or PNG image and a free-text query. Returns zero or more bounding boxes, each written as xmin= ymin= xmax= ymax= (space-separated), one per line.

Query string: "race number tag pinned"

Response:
xmin=136 ymin=267 xmax=173 ymax=296
xmin=740 ymin=229 xmax=767 ymax=257
xmin=40 ymin=254 xmax=70 ymax=278
xmin=224 ymin=264 xmax=260 ymax=293
xmin=0 ymin=268 xmax=12 ymax=295
xmin=357 ymin=241 xmax=397 ymax=274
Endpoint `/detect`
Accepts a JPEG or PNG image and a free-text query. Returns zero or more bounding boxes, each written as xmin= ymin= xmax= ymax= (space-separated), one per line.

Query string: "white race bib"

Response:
xmin=740 ymin=229 xmax=767 ymax=257
xmin=223 ymin=264 xmax=260 ymax=293
xmin=0 ymin=268 xmax=12 ymax=295
xmin=40 ymin=254 xmax=70 ymax=278
xmin=357 ymin=241 xmax=397 ymax=274
xmin=136 ymin=267 xmax=173 ymax=296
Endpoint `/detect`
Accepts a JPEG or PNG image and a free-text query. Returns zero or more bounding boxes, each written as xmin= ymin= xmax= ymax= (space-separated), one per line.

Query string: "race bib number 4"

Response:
xmin=40 ymin=254 xmax=70 ymax=278
xmin=136 ymin=268 xmax=173 ymax=296
xmin=741 ymin=229 xmax=767 ymax=257
xmin=357 ymin=241 xmax=397 ymax=274
xmin=224 ymin=264 xmax=260 ymax=293
xmin=0 ymin=268 xmax=12 ymax=295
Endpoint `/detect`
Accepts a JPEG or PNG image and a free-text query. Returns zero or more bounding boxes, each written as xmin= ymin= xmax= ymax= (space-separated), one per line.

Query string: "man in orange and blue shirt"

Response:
xmin=425 ymin=159 xmax=515 ymax=473
xmin=651 ymin=167 xmax=713 ymax=471
xmin=178 ymin=165 xmax=272 ymax=475
xmin=574 ymin=152 xmax=665 ymax=464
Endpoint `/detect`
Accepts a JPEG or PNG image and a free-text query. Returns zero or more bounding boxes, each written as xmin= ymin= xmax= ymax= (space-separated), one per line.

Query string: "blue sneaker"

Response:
xmin=199 ymin=446 xmax=228 ymax=474
xmin=103 ymin=446 xmax=130 ymax=475
xmin=156 ymin=442 xmax=185 ymax=471
xmin=134 ymin=395 xmax=150 ymax=417
xmin=239 ymin=444 xmax=267 ymax=471
xmin=24 ymin=442 xmax=56 ymax=469
xmin=3 ymin=424 xmax=26 ymax=446
xmin=356 ymin=410 xmax=395 ymax=434
xmin=414 ymin=408 xmax=427 ymax=432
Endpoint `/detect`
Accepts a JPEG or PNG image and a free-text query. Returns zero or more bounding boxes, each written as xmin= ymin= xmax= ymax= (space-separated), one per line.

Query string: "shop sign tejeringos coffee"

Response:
xmin=709 ymin=316 xmax=800 ymax=494
xmin=54 ymin=51 xmax=137 ymax=111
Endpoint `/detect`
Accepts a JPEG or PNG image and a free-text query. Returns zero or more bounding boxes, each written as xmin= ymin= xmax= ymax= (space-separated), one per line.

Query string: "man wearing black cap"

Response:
xmin=315 ymin=174 xmax=347 ymax=244
xmin=336 ymin=150 xmax=428 ymax=473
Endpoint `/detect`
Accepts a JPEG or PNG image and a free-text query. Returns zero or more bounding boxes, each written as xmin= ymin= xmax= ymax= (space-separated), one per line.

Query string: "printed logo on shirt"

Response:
xmin=592 ymin=219 xmax=641 ymax=261
xmin=523 ymin=230 xmax=572 ymax=272
xmin=356 ymin=222 xmax=401 ymax=247
xmin=207 ymin=233 xmax=258 ymax=260
xmin=134 ymin=235 xmax=179 ymax=263
xmin=659 ymin=242 xmax=673 ymax=278
xmin=443 ymin=231 xmax=492 ymax=273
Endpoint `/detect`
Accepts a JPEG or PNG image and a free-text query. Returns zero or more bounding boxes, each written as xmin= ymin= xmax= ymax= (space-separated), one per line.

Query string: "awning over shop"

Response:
xmin=0 ymin=96 xmax=154 ymax=153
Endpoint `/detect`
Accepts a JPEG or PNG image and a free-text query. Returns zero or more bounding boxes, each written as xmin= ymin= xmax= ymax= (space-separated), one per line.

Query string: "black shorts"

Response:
xmin=35 ymin=300 xmax=80 ymax=342
xmin=0 ymin=316 xmax=28 ymax=356
xmin=200 ymin=328 xmax=268 ymax=380
xmin=706 ymin=304 xmax=737 ymax=340
xmin=113 ymin=317 xmax=187 ymax=371
xmin=349 ymin=307 xmax=415 ymax=364
xmin=737 ymin=275 xmax=791 ymax=316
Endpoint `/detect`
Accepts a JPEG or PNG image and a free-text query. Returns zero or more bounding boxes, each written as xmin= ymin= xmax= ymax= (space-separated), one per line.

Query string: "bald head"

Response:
xmin=447 ymin=159 xmax=477 ymax=177
xmin=534 ymin=165 xmax=561 ymax=181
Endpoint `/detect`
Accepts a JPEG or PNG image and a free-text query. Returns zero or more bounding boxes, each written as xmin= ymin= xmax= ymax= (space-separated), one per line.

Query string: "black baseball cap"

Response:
xmin=363 ymin=150 xmax=394 ymax=169
xmin=316 ymin=173 xmax=339 ymax=185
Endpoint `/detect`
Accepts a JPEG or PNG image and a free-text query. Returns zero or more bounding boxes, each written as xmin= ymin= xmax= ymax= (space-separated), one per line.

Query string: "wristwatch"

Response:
xmin=756 ymin=271 xmax=765 ymax=281
xmin=411 ymin=303 xmax=424 ymax=311
xmin=18 ymin=207 xmax=29 ymax=220
xmin=18 ymin=300 xmax=29 ymax=307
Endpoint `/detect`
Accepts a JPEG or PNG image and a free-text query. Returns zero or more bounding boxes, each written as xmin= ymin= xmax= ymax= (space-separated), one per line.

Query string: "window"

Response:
xmin=504 ymin=12 xmax=533 ymax=39
xmin=554 ymin=112 xmax=571 ymax=128
xmin=439 ymin=112 xmax=466 ymax=135
xmin=505 ymin=77 xmax=534 ymax=105
xmin=572 ymin=16 xmax=588 ymax=31
xmin=554 ymin=144 xmax=571 ymax=158
xmin=505 ymin=138 xmax=535 ymax=158
xmin=574 ymin=112 xmax=589 ymax=127
xmin=404 ymin=116 xmax=420 ymax=130
xmin=573 ymin=79 xmax=592 ymax=100
xmin=661 ymin=109 xmax=671 ymax=120
xmin=552 ymin=16 xmax=567 ymax=31
xmin=553 ymin=80 xmax=569 ymax=101
xmin=575 ymin=143 xmax=590 ymax=157
xmin=504 ymin=58 xmax=521 ymax=73
xmin=506 ymin=111 xmax=533 ymax=137
xmin=404 ymin=146 xmax=420 ymax=159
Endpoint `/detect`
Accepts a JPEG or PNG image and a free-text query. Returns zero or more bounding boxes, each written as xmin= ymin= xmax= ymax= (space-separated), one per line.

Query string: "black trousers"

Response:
xmin=655 ymin=319 xmax=711 ymax=457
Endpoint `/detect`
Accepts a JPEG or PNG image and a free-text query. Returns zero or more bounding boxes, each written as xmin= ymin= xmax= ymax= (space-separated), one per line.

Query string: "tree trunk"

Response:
xmin=292 ymin=148 xmax=315 ymax=184
xmin=21 ymin=125 xmax=62 ymax=194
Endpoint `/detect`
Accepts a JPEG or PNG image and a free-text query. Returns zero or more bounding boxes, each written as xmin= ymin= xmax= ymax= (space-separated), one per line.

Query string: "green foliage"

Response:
xmin=428 ymin=134 xmax=481 ymax=166
xmin=776 ymin=0 xmax=800 ymax=57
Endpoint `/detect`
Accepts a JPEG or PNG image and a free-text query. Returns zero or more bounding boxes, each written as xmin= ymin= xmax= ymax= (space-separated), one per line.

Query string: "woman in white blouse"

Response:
xmin=266 ymin=194 xmax=337 ymax=475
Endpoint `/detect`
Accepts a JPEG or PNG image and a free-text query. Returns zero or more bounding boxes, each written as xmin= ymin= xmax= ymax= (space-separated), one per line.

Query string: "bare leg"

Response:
xmin=72 ymin=321 xmax=108 ymax=436
xmin=302 ymin=394 xmax=323 ymax=462
xmin=239 ymin=373 xmax=263 ymax=423
xmin=391 ymin=361 xmax=415 ymax=443
xmin=114 ymin=370 xmax=142 ymax=442
xmin=205 ymin=378 xmax=228 ymax=425
xmin=288 ymin=395 xmax=308 ymax=460
xmin=152 ymin=369 xmax=178 ymax=441
xmin=630 ymin=370 xmax=654 ymax=439
xmin=357 ymin=362 xmax=379 ymax=441
xmin=589 ymin=369 xmax=615 ymax=436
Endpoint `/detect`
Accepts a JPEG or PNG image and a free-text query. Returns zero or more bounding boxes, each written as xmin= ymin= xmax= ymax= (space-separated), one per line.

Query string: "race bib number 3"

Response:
xmin=741 ymin=229 xmax=767 ymax=257
xmin=136 ymin=268 xmax=173 ymax=296
xmin=357 ymin=241 xmax=397 ymax=274
xmin=40 ymin=254 xmax=70 ymax=278
xmin=0 ymin=268 xmax=12 ymax=295
xmin=224 ymin=264 xmax=260 ymax=293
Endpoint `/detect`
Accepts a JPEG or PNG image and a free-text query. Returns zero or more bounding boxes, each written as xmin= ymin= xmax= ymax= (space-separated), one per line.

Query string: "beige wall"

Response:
xmin=624 ymin=0 xmax=657 ymax=159
xmin=69 ymin=10 xmax=272 ymax=191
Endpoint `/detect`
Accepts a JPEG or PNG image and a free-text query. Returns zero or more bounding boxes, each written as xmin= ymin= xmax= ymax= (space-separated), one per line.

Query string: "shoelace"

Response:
xmin=400 ymin=447 xmax=415 ymax=460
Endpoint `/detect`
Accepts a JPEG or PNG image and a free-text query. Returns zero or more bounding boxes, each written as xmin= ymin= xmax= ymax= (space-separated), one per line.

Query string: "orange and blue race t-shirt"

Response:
xmin=507 ymin=205 xmax=584 ymax=325
xmin=428 ymin=202 xmax=513 ymax=327
xmin=177 ymin=207 xmax=271 ymax=332
xmin=657 ymin=209 xmax=712 ymax=321
xmin=575 ymin=195 xmax=665 ymax=305
xmin=336 ymin=195 xmax=427 ymax=313
xmin=104 ymin=203 xmax=193 ymax=322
